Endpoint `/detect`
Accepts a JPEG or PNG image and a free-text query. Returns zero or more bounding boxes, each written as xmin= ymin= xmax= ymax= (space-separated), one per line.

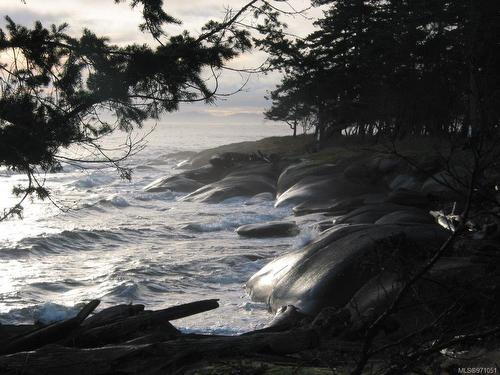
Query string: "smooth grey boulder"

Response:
xmin=144 ymin=165 xmax=228 ymax=193
xmin=144 ymin=175 xmax=205 ymax=193
xmin=292 ymin=197 xmax=364 ymax=216
xmin=246 ymin=223 xmax=448 ymax=314
xmin=343 ymin=160 xmax=377 ymax=184
xmin=276 ymin=162 xmax=340 ymax=195
xmin=236 ymin=221 xmax=299 ymax=238
xmin=347 ymin=257 xmax=485 ymax=334
xmin=421 ymin=168 xmax=469 ymax=198
xmin=375 ymin=209 xmax=433 ymax=225
xmin=275 ymin=174 xmax=370 ymax=208
xmin=389 ymin=174 xmax=422 ymax=191
xmin=359 ymin=193 xmax=388 ymax=205
xmin=244 ymin=192 xmax=275 ymax=206
xmin=369 ymin=156 xmax=405 ymax=174
xmin=386 ymin=188 xmax=429 ymax=207
xmin=181 ymin=163 xmax=278 ymax=203
xmin=336 ymin=203 xmax=419 ymax=224
xmin=346 ymin=272 xmax=402 ymax=332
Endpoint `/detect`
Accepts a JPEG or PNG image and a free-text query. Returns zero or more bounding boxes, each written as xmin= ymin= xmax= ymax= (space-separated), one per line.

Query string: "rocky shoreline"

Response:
xmin=1 ymin=136 xmax=499 ymax=374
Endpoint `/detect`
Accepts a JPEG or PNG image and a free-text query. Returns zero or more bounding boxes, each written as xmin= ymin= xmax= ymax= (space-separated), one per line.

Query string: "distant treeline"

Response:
xmin=261 ymin=0 xmax=500 ymax=142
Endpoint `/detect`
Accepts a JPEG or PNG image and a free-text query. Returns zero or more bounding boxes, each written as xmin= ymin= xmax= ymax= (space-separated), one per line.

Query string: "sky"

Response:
xmin=0 ymin=0 xmax=321 ymax=125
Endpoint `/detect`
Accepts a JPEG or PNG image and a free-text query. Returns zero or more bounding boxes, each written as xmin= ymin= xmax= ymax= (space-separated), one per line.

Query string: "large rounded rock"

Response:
xmin=343 ymin=161 xmax=377 ymax=184
xmin=292 ymin=197 xmax=364 ymax=216
xmin=246 ymin=223 xmax=448 ymax=314
xmin=347 ymin=257 xmax=485 ymax=334
xmin=389 ymin=174 xmax=422 ymax=191
xmin=276 ymin=162 xmax=340 ymax=195
xmin=144 ymin=165 xmax=228 ymax=193
xmin=375 ymin=209 xmax=433 ymax=225
xmin=336 ymin=203 xmax=418 ymax=225
xmin=144 ymin=175 xmax=205 ymax=193
xmin=386 ymin=188 xmax=429 ymax=207
xmin=181 ymin=163 xmax=278 ymax=203
xmin=244 ymin=192 xmax=275 ymax=206
xmin=275 ymin=174 xmax=371 ymax=208
xmin=370 ymin=156 xmax=405 ymax=174
xmin=421 ymin=168 xmax=470 ymax=198
xmin=236 ymin=221 xmax=299 ymax=238
xmin=346 ymin=272 xmax=403 ymax=332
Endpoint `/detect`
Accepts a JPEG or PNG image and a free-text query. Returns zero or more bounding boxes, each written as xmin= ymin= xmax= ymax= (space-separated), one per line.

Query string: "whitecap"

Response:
xmin=70 ymin=173 xmax=115 ymax=189
xmin=292 ymin=225 xmax=321 ymax=249
xmin=100 ymin=195 xmax=130 ymax=208
xmin=34 ymin=302 xmax=82 ymax=324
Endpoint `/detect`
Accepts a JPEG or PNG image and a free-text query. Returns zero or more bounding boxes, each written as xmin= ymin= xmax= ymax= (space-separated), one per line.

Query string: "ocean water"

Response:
xmin=0 ymin=122 xmax=304 ymax=334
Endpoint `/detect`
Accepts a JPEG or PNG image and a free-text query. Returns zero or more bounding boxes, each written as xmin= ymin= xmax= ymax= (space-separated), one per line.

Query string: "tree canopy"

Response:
xmin=261 ymin=0 xmax=500 ymax=143
xmin=0 ymin=0 xmax=264 ymax=218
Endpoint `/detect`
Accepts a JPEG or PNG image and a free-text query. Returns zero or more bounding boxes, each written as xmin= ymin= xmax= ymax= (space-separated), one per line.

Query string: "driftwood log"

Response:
xmin=0 ymin=298 xmax=328 ymax=375
xmin=0 ymin=300 xmax=100 ymax=355
xmin=0 ymin=328 xmax=319 ymax=375
xmin=62 ymin=299 xmax=219 ymax=347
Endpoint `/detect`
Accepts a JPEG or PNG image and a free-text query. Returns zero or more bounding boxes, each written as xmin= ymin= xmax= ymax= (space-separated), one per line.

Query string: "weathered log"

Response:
xmin=0 ymin=324 xmax=38 ymax=341
xmin=244 ymin=305 xmax=308 ymax=335
xmin=0 ymin=328 xmax=320 ymax=375
xmin=63 ymin=318 xmax=180 ymax=347
xmin=82 ymin=304 xmax=145 ymax=329
xmin=142 ymin=299 xmax=220 ymax=321
xmin=63 ymin=299 xmax=219 ymax=348
xmin=0 ymin=300 xmax=100 ymax=355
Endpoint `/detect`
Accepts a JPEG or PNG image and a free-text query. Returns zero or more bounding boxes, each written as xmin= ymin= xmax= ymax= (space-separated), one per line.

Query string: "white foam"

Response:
xmin=292 ymin=225 xmax=321 ymax=249
xmin=103 ymin=195 xmax=130 ymax=207
xmin=34 ymin=302 xmax=81 ymax=324
xmin=71 ymin=173 xmax=114 ymax=189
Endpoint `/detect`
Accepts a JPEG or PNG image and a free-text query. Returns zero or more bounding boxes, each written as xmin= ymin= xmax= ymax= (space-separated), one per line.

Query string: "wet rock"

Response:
xmin=275 ymin=174 xmax=370 ymax=208
xmin=375 ymin=209 xmax=433 ymax=225
xmin=181 ymin=163 xmax=278 ymax=203
xmin=389 ymin=174 xmax=422 ymax=191
xmin=246 ymin=223 xmax=447 ymax=314
xmin=292 ymin=197 xmax=364 ymax=216
xmin=336 ymin=203 xmax=416 ymax=224
xmin=244 ymin=192 xmax=275 ymax=206
xmin=144 ymin=175 xmax=205 ymax=193
xmin=346 ymin=272 xmax=403 ymax=332
xmin=371 ymin=157 xmax=405 ymax=174
xmin=346 ymin=257 xmax=486 ymax=335
xmin=268 ymin=305 xmax=307 ymax=331
xmin=209 ymin=152 xmax=261 ymax=169
xmin=421 ymin=168 xmax=470 ymax=198
xmin=236 ymin=221 xmax=299 ymax=238
xmin=343 ymin=161 xmax=377 ymax=184
xmin=386 ymin=188 xmax=429 ymax=207
xmin=144 ymin=165 xmax=228 ymax=193
xmin=359 ymin=193 xmax=388 ymax=205
xmin=276 ymin=162 xmax=340 ymax=195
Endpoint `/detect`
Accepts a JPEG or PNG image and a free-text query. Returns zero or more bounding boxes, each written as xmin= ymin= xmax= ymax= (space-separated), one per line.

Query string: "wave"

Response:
xmin=292 ymin=225 xmax=320 ymax=249
xmin=98 ymin=194 xmax=130 ymax=208
xmin=0 ymin=227 xmax=154 ymax=257
xmin=0 ymin=302 xmax=82 ymax=325
xmin=69 ymin=172 xmax=115 ymax=189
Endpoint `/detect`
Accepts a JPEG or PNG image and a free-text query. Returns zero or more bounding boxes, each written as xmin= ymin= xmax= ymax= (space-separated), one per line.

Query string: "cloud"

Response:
xmin=0 ymin=0 xmax=318 ymax=123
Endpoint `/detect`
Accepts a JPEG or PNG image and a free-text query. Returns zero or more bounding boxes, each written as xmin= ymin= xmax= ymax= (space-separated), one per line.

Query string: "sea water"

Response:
xmin=0 ymin=122 xmax=306 ymax=334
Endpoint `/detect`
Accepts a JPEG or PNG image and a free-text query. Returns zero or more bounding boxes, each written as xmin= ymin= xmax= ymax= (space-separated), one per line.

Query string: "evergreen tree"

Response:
xmin=0 ymin=0 xmax=255 ymax=218
xmin=262 ymin=0 xmax=500 ymax=143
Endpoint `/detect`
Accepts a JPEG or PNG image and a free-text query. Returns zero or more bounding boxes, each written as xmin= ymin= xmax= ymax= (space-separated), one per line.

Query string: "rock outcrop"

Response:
xmin=246 ymin=223 xmax=448 ymax=314
xmin=236 ymin=221 xmax=299 ymax=238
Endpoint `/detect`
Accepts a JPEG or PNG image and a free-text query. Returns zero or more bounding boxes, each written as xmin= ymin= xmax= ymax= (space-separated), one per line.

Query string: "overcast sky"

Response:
xmin=1 ymin=0 xmax=320 ymax=125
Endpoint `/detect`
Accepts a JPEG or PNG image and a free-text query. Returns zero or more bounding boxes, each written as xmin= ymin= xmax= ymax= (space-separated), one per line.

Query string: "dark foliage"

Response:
xmin=261 ymin=0 xmax=500 ymax=143
xmin=0 ymin=0 xmax=253 ymax=216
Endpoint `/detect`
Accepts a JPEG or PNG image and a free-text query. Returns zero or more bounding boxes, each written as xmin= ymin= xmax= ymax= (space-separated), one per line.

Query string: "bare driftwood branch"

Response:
xmin=0 ymin=328 xmax=319 ymax=375
xmin=0 ymin=300 xmax=100 ymax=355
